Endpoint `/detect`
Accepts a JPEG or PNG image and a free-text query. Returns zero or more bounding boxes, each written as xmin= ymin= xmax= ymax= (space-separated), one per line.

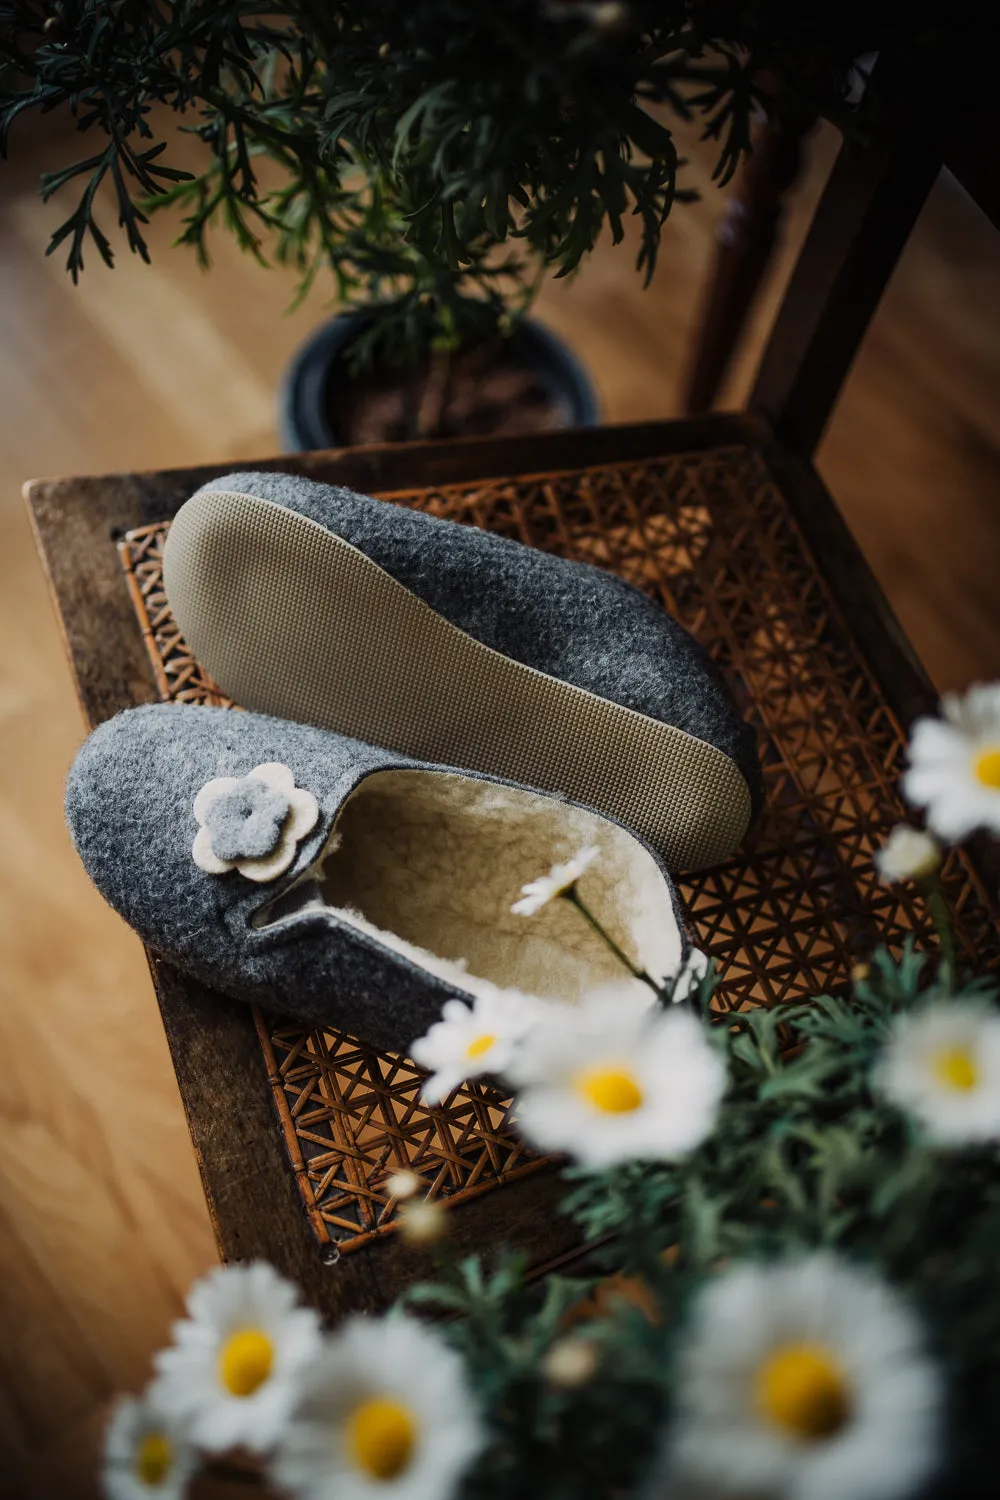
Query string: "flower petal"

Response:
xmin=193 ymin=775 xmax=241 ymax=825
xmin=236 ymin=824 xmax=299 ymax=883
xmin=285 ymin=787 xmax=320 ymax=842
xmin=249 ymin=762 xmax=297 ymax=795
xmin=192 ymin=824 xmax=234 ymax=874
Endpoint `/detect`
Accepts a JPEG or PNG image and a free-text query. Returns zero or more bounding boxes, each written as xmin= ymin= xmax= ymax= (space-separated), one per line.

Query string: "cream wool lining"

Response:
xmin=274 ymin=769 xmax=682 ymax=1006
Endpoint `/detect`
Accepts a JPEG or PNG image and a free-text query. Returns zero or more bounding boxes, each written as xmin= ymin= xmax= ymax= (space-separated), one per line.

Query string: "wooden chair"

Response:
xmin=27 ymin=51 xmax=1000 ymax=1322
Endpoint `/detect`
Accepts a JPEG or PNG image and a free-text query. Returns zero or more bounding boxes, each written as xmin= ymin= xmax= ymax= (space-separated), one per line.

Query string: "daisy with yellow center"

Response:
xmin=272 ymin=1314 xmax=483 ymax=1500
xmin=411 ymin=989 xmax=547 ymax=1105
xmin=507 ymin=987 xmax=725 ymax=1167
xmin=102 ymin=1392 xmax=197 ymax=1500
xmin=879 ymin=1000 xmax=1000 ymax=1144
xmin=667 ymin=1255 xmax=942 ymax=1500
xmin=150 ymin=1261 xmax=323 ymax=1454
xmin=903 ymin=681 xmax=1000 ymax=841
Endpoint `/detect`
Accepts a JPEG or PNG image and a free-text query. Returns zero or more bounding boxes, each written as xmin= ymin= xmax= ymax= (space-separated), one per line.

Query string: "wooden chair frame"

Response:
xmin=26 ymin=50 xmax=999 ymax=1319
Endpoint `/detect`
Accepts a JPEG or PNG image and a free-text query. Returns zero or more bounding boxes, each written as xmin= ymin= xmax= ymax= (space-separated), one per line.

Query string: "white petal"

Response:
xmin=236 ymin=824 xmax=299 ymax=883
xmin=249 ymin=762 xmax=297 ymax=794
xmin=285 ymin=786 xmax=320 ymax=842
xmin=192 ymin=824 xmax=233 ymax=874
xmin=193 ymin=775 xmax=241 ymax=825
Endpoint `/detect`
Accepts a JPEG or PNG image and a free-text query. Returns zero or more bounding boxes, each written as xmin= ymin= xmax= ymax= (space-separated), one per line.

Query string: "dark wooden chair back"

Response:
xmin=694 ymin=48 xmax=999 ymax=453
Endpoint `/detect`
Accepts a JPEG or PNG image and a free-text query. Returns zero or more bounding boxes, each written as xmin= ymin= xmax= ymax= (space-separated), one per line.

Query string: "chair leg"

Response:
xmin=682 ymin=107 xmax=815 ymax=415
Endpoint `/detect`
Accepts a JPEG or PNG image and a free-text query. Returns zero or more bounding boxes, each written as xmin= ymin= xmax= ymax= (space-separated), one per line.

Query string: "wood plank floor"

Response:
xmin=1 ymin=110 xmax=999 ymax=1497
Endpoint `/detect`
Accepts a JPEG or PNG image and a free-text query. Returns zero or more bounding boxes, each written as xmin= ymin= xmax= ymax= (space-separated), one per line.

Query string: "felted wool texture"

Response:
xmin=316 ymin=769 xmax=682 ymax=1005
xmin=65 ymin=703 xmax=688 ymax=1054
xmin=195 ymin=470 xmax=763 ymax=815
xmin=205 ymin=778 xmax=291 ymax=860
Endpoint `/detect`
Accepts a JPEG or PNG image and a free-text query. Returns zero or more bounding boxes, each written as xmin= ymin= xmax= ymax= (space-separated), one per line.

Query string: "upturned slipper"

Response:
xmin=65 ymin=703 xmax=691 ymax=1052
xmin=162 ymin=471 xmax=761 ymax=872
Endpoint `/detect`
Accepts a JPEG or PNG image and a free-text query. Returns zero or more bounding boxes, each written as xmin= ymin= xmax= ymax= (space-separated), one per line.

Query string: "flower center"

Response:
xmin=465 ymin=1033 xmax=496 ymax=1060
xmin=755 ymin=1342 xmax=851 ymax=1440
xmin=973 ymin=747 xmax=1000 ymax=789
xmin=217 ymin=1328 xmax=274 ymax=1397
xmin=575 ymin=1066 xmax=644 ymax=1114
xmin=134 ymin=1432 xmax=172 ymax=1487
xmin=347 ymin=1397 xmax=417 ymax=1480
xmin=931 ymin=1045 xmax=979 ymax=1092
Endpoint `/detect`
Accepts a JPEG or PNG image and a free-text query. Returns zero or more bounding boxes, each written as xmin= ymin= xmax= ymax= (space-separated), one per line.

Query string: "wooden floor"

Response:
xmin=1 ymin=110 xmax=999 ymax=1497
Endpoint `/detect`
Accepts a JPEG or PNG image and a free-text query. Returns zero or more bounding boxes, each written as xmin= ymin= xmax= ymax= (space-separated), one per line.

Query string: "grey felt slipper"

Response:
xmin=162 ymin=471 xmax=761 ymax=872
xmin=65 ymin=703 xmax=691 ymax=1053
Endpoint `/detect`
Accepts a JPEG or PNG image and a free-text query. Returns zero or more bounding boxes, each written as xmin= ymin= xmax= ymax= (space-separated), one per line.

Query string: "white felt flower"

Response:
xmin=878 ymin=1000 xmax=1000 ymax=1144
xmin=874 ymin=825 xmax=941 ymax=884
xmin=192 ymin=762 xmax=318 ymax=882
xmin=507 ymin=989 xmax=725 ymax=1167
xmin=411 ymin=990 xmax=545 ymax=1104
xmin=667 ymin=1255 xmax=942 ymax=1500
xmin=511 ymin=844 xmax=599 ymax=916
xmin=272 ymin=1315 xmax=484 ymax=1500
xmin=150 ymin=1261 xmax=323 ymax=1454
xmin=903 ymin=682 xmax=1000 ymax=841
xmin=103 ymin=1392 xmax=198 ymax=1500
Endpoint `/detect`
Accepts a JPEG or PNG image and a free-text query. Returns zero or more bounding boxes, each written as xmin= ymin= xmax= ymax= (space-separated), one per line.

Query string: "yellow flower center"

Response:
xmin=931 ymin=1045 xmax=979 ymax=1092
xmin=347 ymin=1397 xmax=417 ymax=1480
xmin=755 ymin=1342 xmax=851 ymax=1441
xmin=134 ymin=1432 xmax=172 ymax=1487
xmin=217 ymin=1328 xmax=275 ymax=1397
xmin=974 ymin=747 xmax=1000 ymax=789
xmin=465 ymin=1033 xmax=496 ymax=1060
xmin=576 ymin=1066 xmax=644 ymax=1114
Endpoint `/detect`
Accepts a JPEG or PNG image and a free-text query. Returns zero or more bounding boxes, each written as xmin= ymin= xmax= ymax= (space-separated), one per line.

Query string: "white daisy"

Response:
xmin=511 ymin=845 xmax=599 ymax=916
xmin=102 ymin=1391 xmax=198 ymax=1500
xmin=903 ymin=682 xmax=1000 ymax=841
xmin=411 ymin=990 xmax=545 ymax=1104
xmin=873 ymin=825 xmax=941 ymax=884
xmin=506 ymin=988 xmax=725 ymax=1167
xmin=272 ymin=1315 xmax=483 ymax=1500
xmin=666 ymin=1254 xmax=942 ymax=1500
xmin=150 ymin=1261 xmax=323 ymax=1454
xmin=878 ymin=1000 xmax=1000 ymax=1144
xmin=192 ymin=762 xmax=319 ymax=882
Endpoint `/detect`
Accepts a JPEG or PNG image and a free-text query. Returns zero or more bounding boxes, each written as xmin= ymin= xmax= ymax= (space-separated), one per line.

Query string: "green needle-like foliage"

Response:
xmin=1 ymin=2 xmax=938 ymax=362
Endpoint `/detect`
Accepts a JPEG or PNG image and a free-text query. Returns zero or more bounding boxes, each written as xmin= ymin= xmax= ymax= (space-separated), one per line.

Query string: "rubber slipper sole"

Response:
xmin=163 ymin=488 xmax=752 ymax=870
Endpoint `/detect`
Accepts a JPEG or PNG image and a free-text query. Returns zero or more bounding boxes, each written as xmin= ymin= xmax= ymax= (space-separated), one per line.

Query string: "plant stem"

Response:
xmin=416 ymin=346 xmax=451 ymax=438
xmin=562 ymin=887 xmax=663 ymax=998
xmin=922 ymin=876 xmax=956 ymax=990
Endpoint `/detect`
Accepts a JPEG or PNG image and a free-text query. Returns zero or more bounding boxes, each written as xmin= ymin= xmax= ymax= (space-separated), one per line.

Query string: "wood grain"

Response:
xmin=3 ymin=103 xmax=1000 ymax=1498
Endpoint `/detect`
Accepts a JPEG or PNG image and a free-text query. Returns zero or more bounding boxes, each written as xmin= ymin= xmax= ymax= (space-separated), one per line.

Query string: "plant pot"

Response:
xmin=278 ymin=312 xmax=600 ymax=453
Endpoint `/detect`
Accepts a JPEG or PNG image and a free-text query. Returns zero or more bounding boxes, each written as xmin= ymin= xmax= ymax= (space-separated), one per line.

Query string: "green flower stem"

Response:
xmin=922 ymin=875 xmax=956 ymax=990
xmin=562 ymin=887 xmax=663 ymax=999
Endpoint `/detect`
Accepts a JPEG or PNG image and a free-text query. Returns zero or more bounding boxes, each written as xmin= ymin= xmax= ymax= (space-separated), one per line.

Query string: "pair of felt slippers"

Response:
xmin=66 ymin=472 xmax=762 ymax=1055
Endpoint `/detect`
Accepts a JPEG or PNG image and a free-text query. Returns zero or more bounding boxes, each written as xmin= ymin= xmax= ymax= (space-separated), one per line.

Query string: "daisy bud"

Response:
xmin=386 ymin=1170 xmax=423 ymax=1201
xmin=399 ymin=1198 xmax=448 ymax=1246
xmin=590 ymin=2 xmax=631 ymax=34
xmin=874 ymin=825 xmax=941 ymax=885
xmin=542 ymin=1336 xmax=599 ymax=1387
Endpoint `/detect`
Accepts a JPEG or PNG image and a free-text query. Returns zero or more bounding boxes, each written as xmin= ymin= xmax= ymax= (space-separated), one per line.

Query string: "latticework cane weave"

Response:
xmin=118 ymin=444 xmax=998 ymax=1254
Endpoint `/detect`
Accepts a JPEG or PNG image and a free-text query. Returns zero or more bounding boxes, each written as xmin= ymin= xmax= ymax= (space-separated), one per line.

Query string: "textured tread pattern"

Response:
xmin=164 ymin=490 xmax=751 ymax=870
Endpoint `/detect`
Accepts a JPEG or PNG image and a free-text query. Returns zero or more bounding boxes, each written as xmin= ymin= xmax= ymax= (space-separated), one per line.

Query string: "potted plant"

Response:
xmin=1 ymin=4 xmax=931 ymax=448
